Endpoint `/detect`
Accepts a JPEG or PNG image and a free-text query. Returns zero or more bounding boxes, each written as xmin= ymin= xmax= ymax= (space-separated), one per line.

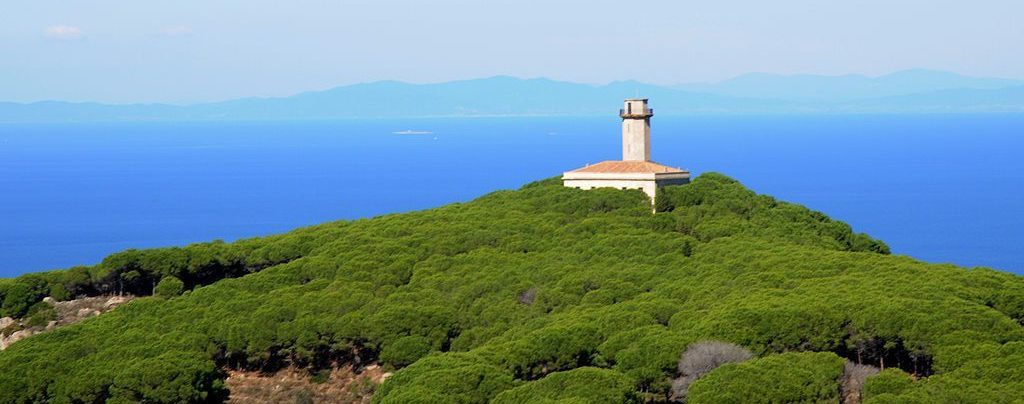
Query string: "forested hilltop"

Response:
xmin=1 ymin=173 xmax=1023 ymax=403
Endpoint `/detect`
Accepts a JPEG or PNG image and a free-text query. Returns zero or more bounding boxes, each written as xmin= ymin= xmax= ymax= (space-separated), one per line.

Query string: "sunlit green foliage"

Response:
xmin=688 ymin=352 xmax=844 ymax=403
xmin=0 ymin=223 xmax=343 ymax=317
xmin=863 ymin=368 xmax=914 ymax=400
xmin=374 ymin=353 xmax=515 ymax=403
xmin=491 ymin=367 xmax=638 ymax=404
xmin=154 ymin=276 xmax=185 ymax=298
xmin=0 ymin=173 xmax=1022 ymax=403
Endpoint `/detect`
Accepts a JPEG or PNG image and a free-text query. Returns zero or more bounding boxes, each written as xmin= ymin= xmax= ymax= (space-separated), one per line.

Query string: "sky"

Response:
xmin=1 ymin=0 xmax=1022 ymax=103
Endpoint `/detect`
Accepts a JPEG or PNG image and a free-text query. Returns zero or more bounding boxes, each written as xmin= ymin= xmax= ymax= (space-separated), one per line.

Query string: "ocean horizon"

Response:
xmin=1 ymin=114 xmax=1022 ymax=277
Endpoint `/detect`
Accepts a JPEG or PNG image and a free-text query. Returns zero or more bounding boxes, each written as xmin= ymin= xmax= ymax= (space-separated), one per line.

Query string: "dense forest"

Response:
xmin=1 ymin=173 xmax=1023 ymax=403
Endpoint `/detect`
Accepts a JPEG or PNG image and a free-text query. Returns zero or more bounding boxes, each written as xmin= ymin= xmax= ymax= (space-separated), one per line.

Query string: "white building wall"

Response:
xmin=563 ymin=178 xmax=658 ymax=201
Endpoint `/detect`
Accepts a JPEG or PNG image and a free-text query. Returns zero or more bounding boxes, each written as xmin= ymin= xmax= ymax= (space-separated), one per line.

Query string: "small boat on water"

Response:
xmin=392 ymin=130 xmax=434 ymax=135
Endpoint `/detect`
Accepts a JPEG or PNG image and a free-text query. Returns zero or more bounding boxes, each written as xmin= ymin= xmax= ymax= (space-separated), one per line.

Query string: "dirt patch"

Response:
xmin=225 ymin=364 xmax=388 ymax=404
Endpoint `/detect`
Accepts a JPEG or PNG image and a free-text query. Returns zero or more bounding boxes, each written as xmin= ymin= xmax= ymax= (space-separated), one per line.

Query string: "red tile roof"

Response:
xmin=567 ymin=160 xmax=686 ymax=174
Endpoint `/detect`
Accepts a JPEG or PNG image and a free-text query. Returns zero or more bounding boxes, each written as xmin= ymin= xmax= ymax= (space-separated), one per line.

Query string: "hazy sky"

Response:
xmin=2 ymin=0 xmax=1022 ymax=103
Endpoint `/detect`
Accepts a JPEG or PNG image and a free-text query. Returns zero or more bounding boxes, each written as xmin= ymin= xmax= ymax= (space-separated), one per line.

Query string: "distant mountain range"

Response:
xmin=1 ymin=70 xmax=1022 ymax=122
xmin=674 ymin=69 xmax=1023 ymax=102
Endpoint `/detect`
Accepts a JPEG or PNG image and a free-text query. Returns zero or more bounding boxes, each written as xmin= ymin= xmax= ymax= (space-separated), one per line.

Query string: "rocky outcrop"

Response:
xmin=0 ymin=324 xmax=34 ymax=350
xmin=1 ymin=295 xmax=133 ymax=350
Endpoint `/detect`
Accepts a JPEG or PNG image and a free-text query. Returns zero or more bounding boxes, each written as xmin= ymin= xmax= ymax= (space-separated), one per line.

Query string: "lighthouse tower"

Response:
xmin=621 ymin=99 xmax=653 ymax=161
xmin=562 ymin=99 xmax=690 ymax=206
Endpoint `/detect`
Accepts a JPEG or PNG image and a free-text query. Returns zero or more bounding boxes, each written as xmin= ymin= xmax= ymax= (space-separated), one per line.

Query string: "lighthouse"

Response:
xmin=562 ymin=99 xmax=690 ymax=204
xmin=621 ymin=98 xmax=653 ymax=161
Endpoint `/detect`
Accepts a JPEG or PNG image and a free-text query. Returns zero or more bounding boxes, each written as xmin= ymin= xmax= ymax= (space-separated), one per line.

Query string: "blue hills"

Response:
xmin=674 ymin=69 xmax=1023 ymax=102
xmin=1 ymin=70 xmax=1022 ymax=122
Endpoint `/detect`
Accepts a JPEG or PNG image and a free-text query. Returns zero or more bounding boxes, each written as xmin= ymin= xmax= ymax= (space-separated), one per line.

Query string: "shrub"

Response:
xmin=670 ymin=341 xmax=753 ymax=400
xmin=374 ymin=353 xmax=515 ymax=404
xmin=1 ymin=281 xmax=45 ymax=318
xmin=862 ymin=368 xmax=914 ymax=399
xmin=308 ymin=369 xmax=330 ymax=384
xmin=380 ymin=336 xmax=433 ymax=368
xmin=654 ymin=189 xmax=675 ymax=213
xmin=24 ymin=302 xmax=57 ymax=328
xmin=154 ymin=276 xmax=185 ymax=298
xmin=688 ymin=352 xmax=845 ymax=404
xmin=491 ymin=367 xmax=637 ymax=404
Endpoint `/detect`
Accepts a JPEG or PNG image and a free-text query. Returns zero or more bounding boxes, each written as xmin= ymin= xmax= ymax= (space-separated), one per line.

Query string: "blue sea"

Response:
xmin=1 ymin=115 xmax=1022 ymax=276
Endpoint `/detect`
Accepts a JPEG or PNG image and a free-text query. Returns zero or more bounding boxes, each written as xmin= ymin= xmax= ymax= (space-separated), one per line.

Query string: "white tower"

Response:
xmin=620 ymin=99 xmax=653 ymax=161
xmin=563 ymin=98 xmax=689 ymax=208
